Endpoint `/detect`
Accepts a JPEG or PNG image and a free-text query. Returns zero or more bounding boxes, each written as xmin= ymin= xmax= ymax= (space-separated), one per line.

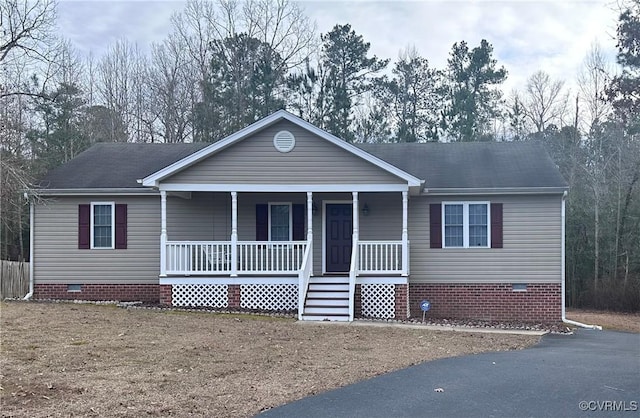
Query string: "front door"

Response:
xmin=325 ymin=204 xmax=352 ymax=273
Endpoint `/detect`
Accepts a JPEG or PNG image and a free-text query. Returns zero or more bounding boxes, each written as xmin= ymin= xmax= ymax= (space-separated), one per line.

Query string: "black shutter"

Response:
xmin=256 ymin=204 xmax=268 ymax=241
xmin=429 ymin=203 xmax=442 ymax=249
xmin=115 ymin=204 xmax=127 ymax=249
xmin=292 ymin=204 xmax=305 ymax=241
xmin=491 ymin=203 xmax=503 ymax=248
xmin=78 ymin=204 xmax=90 ymax=249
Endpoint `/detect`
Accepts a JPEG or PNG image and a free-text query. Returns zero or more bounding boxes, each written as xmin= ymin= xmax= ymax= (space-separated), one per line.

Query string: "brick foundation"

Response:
xmin=159 ymin=285 xmax=172 ymax=306
xmin=395 ymin=284 xmax=409 ymax=319
xmin=34 ymin=284 xmax=159 ymax=303
xmin=354 ymin=284 xmax=362 ymax=317
xmin=409 ymin=283 xmax=561 ymax=323
xmin=33 ymin=282 xmax=561 ymax=323
xmin=228 ymin=284 xmax=241 ymax=308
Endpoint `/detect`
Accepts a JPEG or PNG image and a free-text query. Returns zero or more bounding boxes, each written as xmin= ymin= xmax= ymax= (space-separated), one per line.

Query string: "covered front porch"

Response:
xmin=157 ymin=188 xmax=410 ymax=321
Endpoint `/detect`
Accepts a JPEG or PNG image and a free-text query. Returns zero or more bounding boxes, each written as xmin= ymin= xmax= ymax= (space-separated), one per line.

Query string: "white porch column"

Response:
xmin=160 ymin=190 xmax=167 ymax=277
xmin=230 ymin=192 xmax=238 ymax=277
xmin=306 ymin=192 xmax=314 ymax=276
xmin=402 ymin=190 xmax=409 ymax=276
xmin=352 ymin=191 xmax=359 ymax=250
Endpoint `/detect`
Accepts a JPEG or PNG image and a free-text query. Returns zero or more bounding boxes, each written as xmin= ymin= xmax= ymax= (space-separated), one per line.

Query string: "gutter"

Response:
xmin=34 ymin=188 xmax=159 ymax=196
xmin=560 ymin=191 xmax=601 ymax=330
xmin=23 ymin=199 xmax=34 ymax=300
xmin=424 ymin=186 xmax=569 ymax=196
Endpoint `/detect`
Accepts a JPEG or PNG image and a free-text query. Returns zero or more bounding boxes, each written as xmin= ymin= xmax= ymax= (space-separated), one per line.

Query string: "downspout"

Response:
xmin=23 ymin=199 xmax=34 ymax=300
xmin=560 ymin=191 xmax=601 ymax=330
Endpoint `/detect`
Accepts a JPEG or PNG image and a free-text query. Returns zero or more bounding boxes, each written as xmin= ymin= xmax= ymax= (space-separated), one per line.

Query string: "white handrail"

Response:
xmin=298 ymin=238 xmax=313 ymax=320
xmin=348 ymin=239 xmax=359 ymax=321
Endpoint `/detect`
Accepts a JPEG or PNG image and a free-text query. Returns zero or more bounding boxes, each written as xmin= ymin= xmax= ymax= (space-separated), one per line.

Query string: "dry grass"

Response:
xmin=566 ymin=308 xmax=640 ymax=333
xmin=1 ymin=301 xmax=538 ymax=418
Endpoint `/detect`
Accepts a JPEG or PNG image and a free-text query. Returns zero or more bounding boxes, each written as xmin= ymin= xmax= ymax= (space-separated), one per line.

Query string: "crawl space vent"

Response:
xmin=273 ymin=130 xmax=295 ymax=153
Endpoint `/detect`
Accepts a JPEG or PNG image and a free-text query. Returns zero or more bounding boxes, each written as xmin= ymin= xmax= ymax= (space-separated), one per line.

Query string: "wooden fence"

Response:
xmin=0 ymin=260 xmax=30 ymax=299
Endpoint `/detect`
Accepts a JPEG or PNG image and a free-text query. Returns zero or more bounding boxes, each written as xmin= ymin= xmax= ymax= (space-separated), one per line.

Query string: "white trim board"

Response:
xmin=424 ymin=187 xmax=568 ymax=196
xmin=409 ymin=279 xmax=561 ymax=284
xmin=160 ymin=277 xmax=299 ymax=285
xmin=34 ymin=189 xmax=159 ymax=196
xmin=357 ymin=276 xmax=408 ymax=285
xmin=158 ymin=184 xmax=410 ymax=193
xmin=159 ymin=276 xmax=408 ymax=285
xmin=142 ymin=110 xmax=422 ymax=188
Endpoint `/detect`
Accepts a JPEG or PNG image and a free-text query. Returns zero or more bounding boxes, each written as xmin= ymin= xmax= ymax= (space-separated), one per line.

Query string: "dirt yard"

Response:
xmin=566 ymin=308 xmax=640 ymax=333
xmin=1 ymin=302 xmax=538 ymax=417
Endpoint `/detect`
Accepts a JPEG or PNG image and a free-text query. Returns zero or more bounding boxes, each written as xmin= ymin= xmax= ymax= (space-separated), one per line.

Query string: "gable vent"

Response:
xmin=273 ymin=130 xmax=295 ymax=153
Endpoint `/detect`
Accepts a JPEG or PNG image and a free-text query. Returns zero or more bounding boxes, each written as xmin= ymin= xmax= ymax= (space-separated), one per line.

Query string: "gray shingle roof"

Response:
xmin=38 ymin=140 xmax=567 ymax=191
xmin=38 ymin=142 xmax=208 ymax=189
xmin=356 ymin=141 xmax=567 ymax=190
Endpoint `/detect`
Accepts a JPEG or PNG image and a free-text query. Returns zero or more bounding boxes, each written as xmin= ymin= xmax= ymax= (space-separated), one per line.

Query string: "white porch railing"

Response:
xmin=166 ymin=241 xmax=232 ymax=275
xmin=166 ymin=241 xmax=307 ymax=275
xmin=166 ymin=240 xmax=406 ymax=276
xmin=358 ymin=241 xmax=403 ymax=274
xmin=237 ymin=241 xmax=306 ymax=274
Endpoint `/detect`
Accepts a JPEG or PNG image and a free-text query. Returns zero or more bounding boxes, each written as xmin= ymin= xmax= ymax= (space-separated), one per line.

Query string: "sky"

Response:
xmin=55 ymin=0 xmax=622 ymax=94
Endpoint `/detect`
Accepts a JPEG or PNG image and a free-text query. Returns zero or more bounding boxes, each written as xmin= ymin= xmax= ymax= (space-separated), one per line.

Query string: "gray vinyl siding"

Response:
xmin=167 ymin=192 xmax=230 ymax=241
xmin=408 ymin=194 xmax=562 ymax=283
xmin=34 ymin=192 xmax=560 ymax=284
xmin=33 ymin=195 xmax=161 ymax=285
xmin=163 ymin=120 xmax=404 ymax=185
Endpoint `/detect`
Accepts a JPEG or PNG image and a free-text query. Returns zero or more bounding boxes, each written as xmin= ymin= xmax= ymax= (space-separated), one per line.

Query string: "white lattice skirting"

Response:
xmin=172 ymin=284 xmax=229 ymax=308
xmin=361 ymin=284 xmax=395 ymax=319
xmin=240 ymin=284 xmax=298 ymax=311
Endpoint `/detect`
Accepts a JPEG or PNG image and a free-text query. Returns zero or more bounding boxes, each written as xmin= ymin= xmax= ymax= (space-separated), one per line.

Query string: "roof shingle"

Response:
xmin=356 ymin=141 xmax=567 ymax=190
xmin=38 ymin=142 xmax=208 ymax=189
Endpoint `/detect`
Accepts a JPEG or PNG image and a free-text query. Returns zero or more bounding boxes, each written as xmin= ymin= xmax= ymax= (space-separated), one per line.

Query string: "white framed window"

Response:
xmin=91 ymin=202 xmax=115 ymax=249
xmin=268 ymin=203 xmax=292 ymax=241
xmin=442 ymin=202 xmax=490 ymax=248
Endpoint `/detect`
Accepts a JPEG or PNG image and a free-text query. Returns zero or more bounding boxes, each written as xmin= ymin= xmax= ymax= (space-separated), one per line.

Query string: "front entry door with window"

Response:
xmin=325 ymin=204 xmax=352 ymax=273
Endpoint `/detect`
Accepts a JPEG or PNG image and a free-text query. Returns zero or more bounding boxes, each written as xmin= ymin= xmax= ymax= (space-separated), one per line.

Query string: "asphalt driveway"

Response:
xmin=259 ymin=330 xmax=640 ymax=417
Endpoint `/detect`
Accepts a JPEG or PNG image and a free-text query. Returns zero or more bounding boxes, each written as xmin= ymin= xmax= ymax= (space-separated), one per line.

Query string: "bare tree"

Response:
xmin=48 ymin=39 xmax=84 ymax=91
xmin=522 ymin=70 xmax=569 ymax=132
xmin=0 ymin=0 xmax=59 ymax=99
xmin=169 ymin=0 xmax=316 ymax=117
xmin=577 ymin=42 xmax=613 ymax=133
xmin=148 ymin=38 xmax=193 ymax=142
xmin=241 ymin=0 xmax=317 ymax=71
xmin=1 ymin=0 xmax=60 ymax=260
xmin=98 ymin=39 xmax=153 ymax=142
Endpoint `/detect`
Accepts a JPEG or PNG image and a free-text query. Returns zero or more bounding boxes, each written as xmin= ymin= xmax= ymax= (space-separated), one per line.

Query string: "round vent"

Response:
xmin=273 ymin=130 xmax=295 ymax=153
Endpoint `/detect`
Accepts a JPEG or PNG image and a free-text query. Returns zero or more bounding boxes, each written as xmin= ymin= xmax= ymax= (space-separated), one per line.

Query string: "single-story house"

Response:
xmin=31 ymin=110 xmax=568 ymax=322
